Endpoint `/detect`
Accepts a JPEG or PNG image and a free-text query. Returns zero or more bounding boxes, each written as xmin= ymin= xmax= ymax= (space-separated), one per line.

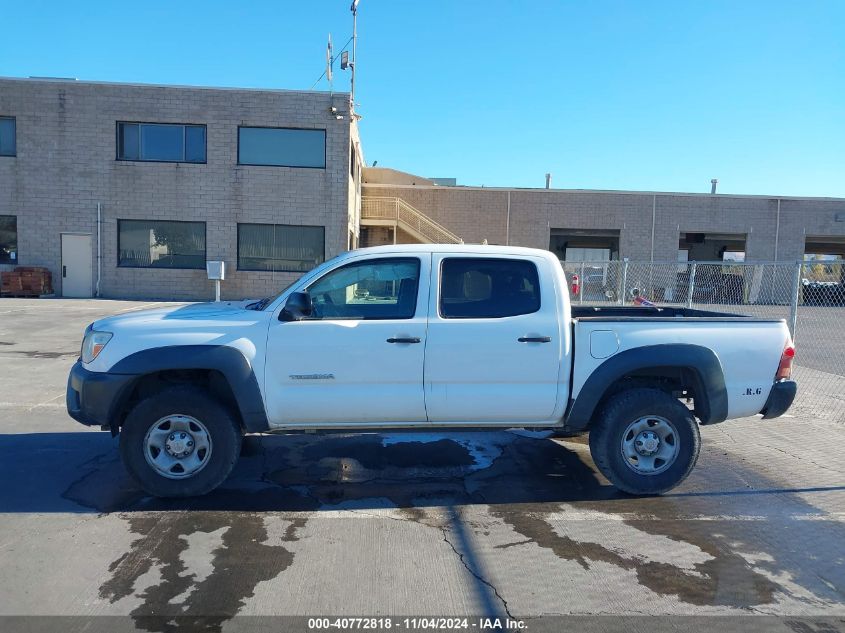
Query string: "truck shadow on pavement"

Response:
xmin=2 ymin=430 xmax=622 ymax=513
xmin=1 ymin=429 xmax=843 ymax=514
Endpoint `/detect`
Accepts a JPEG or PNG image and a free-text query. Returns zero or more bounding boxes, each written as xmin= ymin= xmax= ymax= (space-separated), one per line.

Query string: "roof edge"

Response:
xmin=0 ymin=75 xmax=348 ymax=97
xmin=361 ymin=181 xmax=845 ymax=202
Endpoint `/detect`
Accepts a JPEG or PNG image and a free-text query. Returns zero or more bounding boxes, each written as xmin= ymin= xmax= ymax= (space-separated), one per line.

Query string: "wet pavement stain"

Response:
xmin=1 ymin=349 xmax=79 ymax=359
xmin=100 ymin=512 xmax=306 ymax=633
xmin=54 ymin=430 xmax=836 ymax=616
xmin=469 ymin=437 xmax=780 ymax=607
xmin=490 ymin=506 xmax=776 ymax=607
xmin=302 ymin=436 xmax=475 ymax=470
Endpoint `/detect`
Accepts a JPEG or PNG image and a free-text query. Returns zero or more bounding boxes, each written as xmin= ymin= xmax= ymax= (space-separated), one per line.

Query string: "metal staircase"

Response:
xmin=360 ymin=196 xmax=462 ymax=244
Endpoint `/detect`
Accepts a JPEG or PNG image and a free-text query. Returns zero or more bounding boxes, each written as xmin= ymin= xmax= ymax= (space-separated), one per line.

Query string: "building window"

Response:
xmin=550 ymin=229 xmax=620 ymax=262
xmin=350 ymin=146 xmax=357 ymax=178
xmin=677 ymin=248 xmax=689 ymax=272
xmin=118 ymin=219 xmax=206 ymax=269
xmin=307 ymin=258 xmax=421 ymax=320
xmin=0 ymin=215 xmax=17 ymax=263
xmin=722 ymin=250 xmax=746 ymax=262
xmin=237 ymin=223 xmax=325 ymax=272
xmin=440 ymin=258 xmax=541 ymax=319
xmin=117 ymin=122 xmax=206 ymax=163
xmin=238 ymin=127 xmax=326 ymax=168
xmin=0 ymin=117 xmax=15 ymax=157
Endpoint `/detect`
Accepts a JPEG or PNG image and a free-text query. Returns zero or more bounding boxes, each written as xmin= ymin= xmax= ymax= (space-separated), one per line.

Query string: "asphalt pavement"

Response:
xmin=0 ymin=298 xmax=843 ymax=632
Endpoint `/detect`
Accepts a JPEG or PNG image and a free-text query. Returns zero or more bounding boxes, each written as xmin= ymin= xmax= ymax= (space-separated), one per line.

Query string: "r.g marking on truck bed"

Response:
xmin=744 ymin=387 xmax=763 ymax=396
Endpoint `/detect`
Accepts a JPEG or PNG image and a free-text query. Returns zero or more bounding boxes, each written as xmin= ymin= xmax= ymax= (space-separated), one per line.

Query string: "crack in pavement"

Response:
xmin=441 ymin=507 xmax=514 ymax=620
xmin=756 ymin=443 xmax=845 ymax=476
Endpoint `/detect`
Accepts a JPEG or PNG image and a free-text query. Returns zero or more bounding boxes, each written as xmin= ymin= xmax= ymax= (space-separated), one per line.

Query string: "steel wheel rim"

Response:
xmin=143 ymin=414 xmax=213 ymax=480
xmin=620 ymin=415 xmax=679 ymax=475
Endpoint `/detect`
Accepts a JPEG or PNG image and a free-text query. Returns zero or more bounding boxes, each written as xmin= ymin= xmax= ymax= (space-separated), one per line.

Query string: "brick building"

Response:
xmin=0 ymin=77 xmax=362 ymax=300
xmin=1 ymin=76 xmax=844 ymax=301
xmin=360 ymin=169 xmax=845 ymax=265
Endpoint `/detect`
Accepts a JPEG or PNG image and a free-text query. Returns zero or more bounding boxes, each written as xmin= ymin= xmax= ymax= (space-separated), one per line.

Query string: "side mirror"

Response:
xmin=279 ymin=291 xmax=312 ymax=321
xmin=629 ymin=287 xmax=641 ymax=298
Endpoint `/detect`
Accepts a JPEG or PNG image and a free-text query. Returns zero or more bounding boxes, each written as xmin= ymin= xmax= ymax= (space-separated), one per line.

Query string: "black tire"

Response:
xmin=119 ymin=386 xmax=242 ymax=498
xmin=588 ymin=388 xmax=700 ymax=495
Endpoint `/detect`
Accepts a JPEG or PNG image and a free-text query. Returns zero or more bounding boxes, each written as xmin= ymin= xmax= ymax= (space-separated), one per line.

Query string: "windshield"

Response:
xmin=246 ymin=281 xmax=296 ymax=311
xmin=246 ymin=254 xmax=346 ymax=310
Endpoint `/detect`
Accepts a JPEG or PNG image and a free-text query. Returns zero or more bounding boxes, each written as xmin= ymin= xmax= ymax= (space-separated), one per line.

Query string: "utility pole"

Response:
xmin=350 ymin=0 xmax=359 ymax=112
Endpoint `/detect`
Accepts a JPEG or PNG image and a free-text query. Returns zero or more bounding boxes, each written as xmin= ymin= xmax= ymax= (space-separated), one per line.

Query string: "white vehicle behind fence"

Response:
xmin=67 ymin=245 xmax=797 ymax=497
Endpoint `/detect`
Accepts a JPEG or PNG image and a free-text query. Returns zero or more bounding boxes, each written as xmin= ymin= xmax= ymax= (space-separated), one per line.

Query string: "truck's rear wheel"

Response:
xmin=588 ymin=388 xmax=700 ymax=495
xmin=120 ymin=386 xmax=242 ymax=498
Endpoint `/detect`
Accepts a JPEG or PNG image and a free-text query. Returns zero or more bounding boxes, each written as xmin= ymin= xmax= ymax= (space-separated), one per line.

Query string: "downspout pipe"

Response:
xmin=505 ymin=191 xmax=511 ymax=246
xmin=650 ymin=195 xmax=657 ymax=262
xmin=96 ymin=203 xmax=102 ymax=298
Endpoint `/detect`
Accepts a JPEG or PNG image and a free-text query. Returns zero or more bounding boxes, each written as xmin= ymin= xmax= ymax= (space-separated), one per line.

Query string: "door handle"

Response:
xmin=62 ymin=266 xmax=67 ymax=278
xmin=518 ymin=336 xmax=552 ymax=343
xmin=386 ymin=337 xmax=421 ymax=344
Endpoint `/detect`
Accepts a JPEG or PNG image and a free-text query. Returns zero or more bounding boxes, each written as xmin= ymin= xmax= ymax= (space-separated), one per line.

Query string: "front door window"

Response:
xmin=307 ymin=258 xmax=421 ymax=320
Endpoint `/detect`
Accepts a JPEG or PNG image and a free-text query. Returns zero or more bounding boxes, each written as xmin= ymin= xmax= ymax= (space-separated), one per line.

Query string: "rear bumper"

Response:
xmin=760 ymin=380 xmax=797 ymax=419
xmin=66 ymin=361 xmax=136 ymax=428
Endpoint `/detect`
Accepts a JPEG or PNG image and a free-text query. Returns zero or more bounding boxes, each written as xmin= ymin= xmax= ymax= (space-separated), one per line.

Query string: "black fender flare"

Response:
xmin=564 ymin=343 xmax=728 ymax=430
xmin=110 ymin=345 xmax=270 ymax=432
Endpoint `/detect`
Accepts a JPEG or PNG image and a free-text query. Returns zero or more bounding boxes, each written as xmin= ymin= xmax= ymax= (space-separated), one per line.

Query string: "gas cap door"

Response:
xmin=590 ymin=330 xmax=620 ymax=359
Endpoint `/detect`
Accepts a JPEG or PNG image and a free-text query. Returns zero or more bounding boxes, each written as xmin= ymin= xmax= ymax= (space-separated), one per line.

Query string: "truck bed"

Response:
xmin=570 ymin=304 xmax=791 ymax=421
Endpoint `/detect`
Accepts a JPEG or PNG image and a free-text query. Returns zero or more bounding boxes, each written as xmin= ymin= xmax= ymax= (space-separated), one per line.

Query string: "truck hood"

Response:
xmin=84 ymin=300 xmax=273 ymax=373
xmin=92 ymin=300 xmax=266 ymax=333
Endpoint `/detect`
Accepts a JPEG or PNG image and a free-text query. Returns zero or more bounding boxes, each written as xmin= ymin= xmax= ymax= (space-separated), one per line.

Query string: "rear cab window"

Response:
xmin=439 ymin=257 xmax=541 ymax=318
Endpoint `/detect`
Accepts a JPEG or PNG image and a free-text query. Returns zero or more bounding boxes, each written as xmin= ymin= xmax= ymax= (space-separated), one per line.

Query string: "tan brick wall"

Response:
xmin=0 ymin=78 xmax=354 ymax=300
xmin=363 ymin=184 xmax=845 ymax=263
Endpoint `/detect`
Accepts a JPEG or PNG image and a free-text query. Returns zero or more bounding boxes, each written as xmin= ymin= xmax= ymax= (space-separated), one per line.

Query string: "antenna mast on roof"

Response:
xmin=326 ymin=34 xmax=333 ymax=94
xmin=350 ymin=0 xmax=359 ymax=113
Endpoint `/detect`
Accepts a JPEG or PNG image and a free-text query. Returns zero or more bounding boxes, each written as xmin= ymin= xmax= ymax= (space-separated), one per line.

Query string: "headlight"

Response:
xmin=81 ymin=328 xmax=113 ymax=364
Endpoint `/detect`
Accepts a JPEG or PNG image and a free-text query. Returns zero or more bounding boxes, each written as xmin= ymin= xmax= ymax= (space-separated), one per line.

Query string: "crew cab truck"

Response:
xmin=66 ymin=245 xmax=797 ymax=497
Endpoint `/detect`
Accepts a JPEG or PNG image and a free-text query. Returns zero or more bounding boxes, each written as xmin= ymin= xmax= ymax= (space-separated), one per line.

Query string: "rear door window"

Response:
xmin=439 ymin=258 xmax=541 ymax=318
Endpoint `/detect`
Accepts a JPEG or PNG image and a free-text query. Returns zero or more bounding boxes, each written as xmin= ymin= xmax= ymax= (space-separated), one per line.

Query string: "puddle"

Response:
xmin=305 ymin=435 xmax=475 ymax=469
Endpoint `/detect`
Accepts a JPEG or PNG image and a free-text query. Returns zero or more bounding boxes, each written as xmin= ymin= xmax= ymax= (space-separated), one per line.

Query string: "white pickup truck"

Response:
xmin=67 ymin=245 xmax=797 ymax=497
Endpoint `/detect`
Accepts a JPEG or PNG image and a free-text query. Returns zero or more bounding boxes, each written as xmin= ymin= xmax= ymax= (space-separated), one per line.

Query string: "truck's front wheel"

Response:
xmin=119 ymin=387 xmax=242 ymax=498
xmin=588 ymin=388 xmax=700 ymax=495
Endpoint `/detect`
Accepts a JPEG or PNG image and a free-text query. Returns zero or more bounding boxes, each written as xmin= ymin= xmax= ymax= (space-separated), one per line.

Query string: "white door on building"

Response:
xmin=61 ymin=234 xmax=93 ymax=298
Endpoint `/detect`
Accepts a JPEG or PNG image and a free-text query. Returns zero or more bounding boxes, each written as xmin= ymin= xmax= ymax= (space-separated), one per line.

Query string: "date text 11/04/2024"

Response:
xmin=307 ymin=617 xmax=527 ymax=630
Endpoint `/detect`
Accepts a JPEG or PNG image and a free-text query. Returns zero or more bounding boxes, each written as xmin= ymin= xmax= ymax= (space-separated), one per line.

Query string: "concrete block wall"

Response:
xmin=362 ymin=182 xmax=845 ymax=263
xmin=0 ymin=78 xmax=356 ymax=300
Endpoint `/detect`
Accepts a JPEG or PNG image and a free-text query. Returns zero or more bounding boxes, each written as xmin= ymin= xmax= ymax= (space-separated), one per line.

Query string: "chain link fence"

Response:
xmin=562 ymin=259 xmax=845 ymax=423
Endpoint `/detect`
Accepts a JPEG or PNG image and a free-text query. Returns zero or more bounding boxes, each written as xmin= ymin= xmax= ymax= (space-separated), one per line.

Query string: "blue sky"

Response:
xmin=2 ymin=1 xmax=843 ymax=196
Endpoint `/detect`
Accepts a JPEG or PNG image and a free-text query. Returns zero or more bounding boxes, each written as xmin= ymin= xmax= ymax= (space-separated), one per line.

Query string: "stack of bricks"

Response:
xmin=0 ymin=267 xmax=53 ymax=297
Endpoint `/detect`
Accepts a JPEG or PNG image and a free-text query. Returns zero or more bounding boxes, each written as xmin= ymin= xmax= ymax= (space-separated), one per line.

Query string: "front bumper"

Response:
xmin=66 ymin=361 xmax=137 ymax=428
xmin=760 ymin=380 xmax=797 ymax=419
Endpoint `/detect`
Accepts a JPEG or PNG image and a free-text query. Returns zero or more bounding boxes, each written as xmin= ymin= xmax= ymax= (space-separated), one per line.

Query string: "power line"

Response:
xmin=309 ymin=35 xmax=353 ymax=90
